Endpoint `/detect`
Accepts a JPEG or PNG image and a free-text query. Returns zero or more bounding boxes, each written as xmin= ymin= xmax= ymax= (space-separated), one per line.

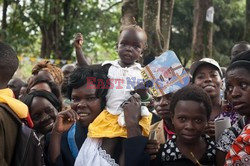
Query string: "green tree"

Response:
xmin=143 ymin=0 xmax=175 ymax=65
xmin=245 ymin=0 xmax=250 ymax=42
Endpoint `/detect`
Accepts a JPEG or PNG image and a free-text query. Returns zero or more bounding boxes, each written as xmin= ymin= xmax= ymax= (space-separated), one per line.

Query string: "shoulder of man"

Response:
xmin=0 ymin=103 xmax=21 ymax=124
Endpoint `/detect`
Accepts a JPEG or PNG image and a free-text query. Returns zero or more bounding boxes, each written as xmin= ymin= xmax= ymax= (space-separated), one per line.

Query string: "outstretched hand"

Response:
xmin=74 ymin=33 xmax=83 ymax=49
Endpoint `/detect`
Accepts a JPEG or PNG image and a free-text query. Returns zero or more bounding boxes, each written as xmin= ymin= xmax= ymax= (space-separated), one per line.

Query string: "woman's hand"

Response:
xmin=123 ymin=93 xmax=142 ymax=137
xmin=145 ymin=140 xmax=160 ymax=160
xmin=52 ymin=109 xmax=79 ymax=134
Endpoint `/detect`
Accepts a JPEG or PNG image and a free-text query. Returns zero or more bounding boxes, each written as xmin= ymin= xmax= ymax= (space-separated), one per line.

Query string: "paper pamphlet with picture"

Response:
xmin=141 ymin=50 xmax=190 ymax=97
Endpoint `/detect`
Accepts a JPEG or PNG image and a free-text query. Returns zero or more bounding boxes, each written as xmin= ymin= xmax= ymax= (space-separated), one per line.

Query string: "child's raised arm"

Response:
xmin=73 ymin=33 xmax=90 ymax=66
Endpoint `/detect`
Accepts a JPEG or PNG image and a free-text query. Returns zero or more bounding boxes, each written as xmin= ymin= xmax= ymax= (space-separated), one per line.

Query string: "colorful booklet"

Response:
xmin=141 ymin=50 xmax=190 ymax=97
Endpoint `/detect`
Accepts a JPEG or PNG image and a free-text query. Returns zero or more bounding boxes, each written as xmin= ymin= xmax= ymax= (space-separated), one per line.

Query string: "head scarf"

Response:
xmin=22 ymin=90 xmax=61 ymax=112
xmin=32 ymin=60 xmax=64 ymax=85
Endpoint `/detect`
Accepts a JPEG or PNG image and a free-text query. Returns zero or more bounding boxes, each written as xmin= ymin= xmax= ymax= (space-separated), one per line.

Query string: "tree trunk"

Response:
xmin=39 ymin=0 xmax=62 ymax=59
xmin=143 ymin=0 xmax=159 ymax=64
xmin=121 ymin=0 xmax=138 ymax=25
xmin=245 ymin=0 xmax=250 ymax=42
xmin=160 ymin=0 xmax=175 ymax=51
xmin=143 ymin=0 xmax=175 ymax=65
xmin=191 ymin=0 xmax=213 ymax=61
xmin=50 ymin=0 xmax=62 ymax=59
xmin=1 ymin=0 xmax=9 ymax=40
xmin=40 ymin=26 xmax=52 ymax=58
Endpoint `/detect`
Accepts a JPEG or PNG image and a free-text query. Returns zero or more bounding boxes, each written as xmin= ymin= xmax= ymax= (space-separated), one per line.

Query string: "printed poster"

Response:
xmin=141 ymin=50 xmax=190 ymax=97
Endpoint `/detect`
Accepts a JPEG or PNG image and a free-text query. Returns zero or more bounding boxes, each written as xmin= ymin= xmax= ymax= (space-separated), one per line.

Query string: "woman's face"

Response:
xmin=70 ymin=83 xmax=102 ymax=127
xmin=172 ymin=100 xmax=208 ymax=144
xmin=226 ymin=68 xmax=250 ymax=116
xmin=30 ymin=97 xmax=58 ymax=134
xmin=193 ymin=64 xmax=222 ymax=99
xmin=154 ymin=93 xmax=173 ymax=120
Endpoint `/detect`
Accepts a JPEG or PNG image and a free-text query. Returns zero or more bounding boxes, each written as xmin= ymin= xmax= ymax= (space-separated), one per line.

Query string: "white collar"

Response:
xmin=102 ymin=59 xmax=141 ymax=69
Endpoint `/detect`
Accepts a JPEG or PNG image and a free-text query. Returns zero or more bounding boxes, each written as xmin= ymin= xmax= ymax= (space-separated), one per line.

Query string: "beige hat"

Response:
xmin=190 ymin=58 xmax=223 ymax=77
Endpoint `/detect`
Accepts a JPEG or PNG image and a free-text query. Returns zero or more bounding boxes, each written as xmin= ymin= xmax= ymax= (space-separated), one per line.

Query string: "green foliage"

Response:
xmin=3 ymin=0 xmax=121 ymax=63
xmin=170 ymin=0 xmax=246 ymax=67
xmin=170 ymin=0 xmax=194 ymax=67
xmin=1 ymin=0 xmax=247 ymax=76
xmin=213 ymin=0 xmax=246 ymax=66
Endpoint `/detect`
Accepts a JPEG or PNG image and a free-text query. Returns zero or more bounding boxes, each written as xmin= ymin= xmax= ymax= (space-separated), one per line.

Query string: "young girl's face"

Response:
xmin=226 ymin=68 xmax=250 ymax=116
xmin=117 ymin=29 xmax=144 ymax=67
xmin=172 ymin=100 xmax=208 ymax=143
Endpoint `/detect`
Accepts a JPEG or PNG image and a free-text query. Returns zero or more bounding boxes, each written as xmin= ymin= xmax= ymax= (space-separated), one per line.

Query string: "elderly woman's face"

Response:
xmin=30 ymin=96 xmax=58 ymax=134
xmin=70 ymin=83 xmax=102 ymax=127
xmin=193 ymin=64 xmax=222 ymax=98
xmin=226 ymin=68 xmax=250 ymax=116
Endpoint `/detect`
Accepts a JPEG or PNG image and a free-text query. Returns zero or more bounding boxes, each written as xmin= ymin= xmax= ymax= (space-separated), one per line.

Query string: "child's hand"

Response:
xmin=134 ymin=82 xmax=148 ymax=100
xmin=74 ymin=33 xmax=83 ymax=49
xmin=145 ymin=140 xmax=160 ymax=160
xmin=204 ymin=121 xmax=215 ymax=138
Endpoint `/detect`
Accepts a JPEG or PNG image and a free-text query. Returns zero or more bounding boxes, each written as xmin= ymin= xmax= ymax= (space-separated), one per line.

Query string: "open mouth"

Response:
xmin=124 ymin=55 xmax=132 ymax=60
xmin=203 ymin=85 xmax=216 ymax=92
xmin=78 ymin=113 xmax=90 ymax=118
xmin=39 ymin=121 xmax=54 ymax=133
xmin=233 ymin=102 xmax=246 ymax=111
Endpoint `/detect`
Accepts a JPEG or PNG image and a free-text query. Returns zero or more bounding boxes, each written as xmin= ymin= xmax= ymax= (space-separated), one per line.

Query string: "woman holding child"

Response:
xmin=47 ymin=66 xmax=149 ymax=166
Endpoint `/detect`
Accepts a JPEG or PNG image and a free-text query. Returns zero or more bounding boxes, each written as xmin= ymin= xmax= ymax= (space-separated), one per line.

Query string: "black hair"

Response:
xmin=26 ymin=75 xmax=63 ymax=111
xmin=0 ymin=42 xmax=19 ymax=85
xmin=67 ymin=66 xmax=109 ymax=110
xmin=170 ymin=85 xmax=212 ymax=120
xmin=119 ymin=24 xmax=148 ymax=50
xmin=228 ymin=50 xmax=250 ymax=73
xmin=22 ymin=90 xmax=61 ymax=113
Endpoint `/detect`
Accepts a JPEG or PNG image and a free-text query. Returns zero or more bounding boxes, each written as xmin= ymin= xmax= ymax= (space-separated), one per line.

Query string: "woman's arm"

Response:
xmin=48 ymin=109 xmax=79 ymax=163
xmin=122 ymin=93 xmax=152 ymax=166
xmin=216 ymin=149 xmax=227 ymax=166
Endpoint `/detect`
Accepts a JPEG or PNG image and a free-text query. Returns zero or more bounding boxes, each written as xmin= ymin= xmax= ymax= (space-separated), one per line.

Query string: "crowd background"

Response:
xmin=0 ymin=0 xmax=249 ymax=81
xmin=2 ymin=0 xmax=250 ymax=166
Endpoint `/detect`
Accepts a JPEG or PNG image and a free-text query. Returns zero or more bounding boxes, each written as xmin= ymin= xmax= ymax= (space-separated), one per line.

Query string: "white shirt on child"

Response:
xmin=103 ymin=60 xmax=143 ymax=115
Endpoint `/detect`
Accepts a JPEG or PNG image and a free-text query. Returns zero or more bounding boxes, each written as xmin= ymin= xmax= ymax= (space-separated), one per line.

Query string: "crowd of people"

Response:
xmin=1 ymin=24 xmax=250 ymax=166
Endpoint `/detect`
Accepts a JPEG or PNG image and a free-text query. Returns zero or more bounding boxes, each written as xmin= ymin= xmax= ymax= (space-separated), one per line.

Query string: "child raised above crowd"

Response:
xmin=73 ymin=25 xmax=152 ymax=139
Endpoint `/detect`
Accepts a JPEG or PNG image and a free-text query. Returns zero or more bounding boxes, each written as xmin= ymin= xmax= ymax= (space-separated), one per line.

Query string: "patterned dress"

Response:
xmin=152 ymin=135 xmax=216 ymax=166
xmin=216 ymin=116 xmax=248 ymax=153
xmin=225 ymin=124 xmax=250 ymax=166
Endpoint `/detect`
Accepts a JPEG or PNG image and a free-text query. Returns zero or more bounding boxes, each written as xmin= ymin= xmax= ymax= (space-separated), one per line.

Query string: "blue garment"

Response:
xmin=46 ymin=122 xmax=87 ymax=166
